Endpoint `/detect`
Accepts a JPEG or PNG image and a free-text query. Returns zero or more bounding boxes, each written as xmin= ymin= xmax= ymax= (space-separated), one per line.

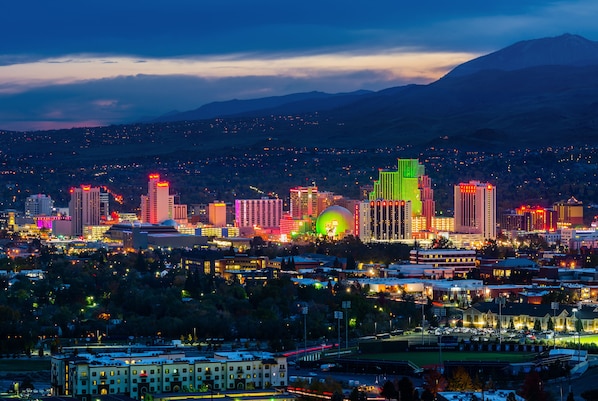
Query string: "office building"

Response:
xmin=69 ymin=185 xmax=101 ymax=237
xmin=454 ymin=181 xmax=497 ymax=239
xmin=25 ymin=194 xmax=54 ymax=217
xmin=235 ymin=198 xmax=283 ymax=230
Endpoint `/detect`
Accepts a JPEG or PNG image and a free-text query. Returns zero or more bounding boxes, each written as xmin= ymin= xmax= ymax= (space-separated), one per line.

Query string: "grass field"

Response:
xmin=0 ymin=359 xmax=51 ymax=372
xmin=357 ymin=351 xmax=537 ymax=367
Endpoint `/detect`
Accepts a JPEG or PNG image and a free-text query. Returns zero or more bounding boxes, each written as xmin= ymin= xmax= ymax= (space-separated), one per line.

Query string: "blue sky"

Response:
xmin=1 ymin=0 xmax=598 ymax=131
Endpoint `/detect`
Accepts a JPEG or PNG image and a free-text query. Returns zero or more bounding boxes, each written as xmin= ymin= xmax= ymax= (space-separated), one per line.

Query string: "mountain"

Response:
xmin=446 ymin=33 xmax=598 ymax=77
xmin=154 ymin=90 xmax=372 ymax=122
xmin=150 ymin=34 xmax=598 ymax=151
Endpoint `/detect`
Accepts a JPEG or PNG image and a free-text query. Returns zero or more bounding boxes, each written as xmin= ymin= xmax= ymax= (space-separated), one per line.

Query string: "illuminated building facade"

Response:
xmin=554 ymin=197 xmax=584 ymax=227
xmin=69 ymin=185 xmax=101 ymax=237
xmin=356 ymin=200 xmax=412 ymax=243
xmin=515 ymin=205 xmax=558 ymax=231
xmin=51 ymin=350 xmax=288 ymax=399
xmin=234 ymin=198 xmax=283 ymax=229
xmin=208 ymin=202 xmax=227 ymax=227
xmin=454 ymin=181 xmax=497 ymax=239
xmin=140 ymin=174 xmax=173 ymax=224
xmin=25 ymin=194 xmax=54 ymax=217
xmin=369 ymin=159 xmax=435 ymax=231
xmin=289 ymin=186 xmax=318 ymax=219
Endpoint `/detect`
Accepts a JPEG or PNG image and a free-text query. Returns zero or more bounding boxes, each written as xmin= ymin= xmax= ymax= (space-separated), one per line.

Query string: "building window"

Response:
xmin=133 ymin=370 xmax=137 ymax=375
xmin=215 ymin=367 xmax=219 ymax=372
xmin=110 ymin=380 xmax=114 ymax=384
xmin=150 ymin=378 xmax=155 ymax=383
xmin=92 ymin=381 xmax=97 ymax=386
xmin=229 ymin=366 xmax=233 ymax=371
xmin=133 ymin=379 xmax=137 ymax=383
xmin=165 ymin=369 xmax=170 ymax=374
xmin=92 ymin=372 xmax=97 ymax=377
xmin=151 ymin=370 xmax=155 ymax=374
xmin=82 ymin=390 xmax=87 ymax=394
xmin=183 ymin=368 xmax=187 ymax=373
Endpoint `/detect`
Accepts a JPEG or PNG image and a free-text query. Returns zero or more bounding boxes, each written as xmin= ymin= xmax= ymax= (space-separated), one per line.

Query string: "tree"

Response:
xmin=575 ymin=317 xmax=583 ymax=333
xmin=381 ymin=381 xmax=397 ymax=401
xmin=566 ymin=392 xmax=575 ymax=401
xmin=423 ymin=370 xmax=447 ymax=400
xmin=547 ymin=317 xmax=554 ymax=331
xmin=331 ymin=391 xmax=344 ymax=401
xmin=398 ymin=377 xmax=417 ymax=401
xmin=448 ymin=367 xmax=474 ymax=391
xmin=534 ymin=319 xmax=542 ymax=332
xmin=519 ymin=371 xmax=548 ymax=401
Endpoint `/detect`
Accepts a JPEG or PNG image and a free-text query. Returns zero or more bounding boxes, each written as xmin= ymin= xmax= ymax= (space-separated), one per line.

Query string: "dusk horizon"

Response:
xmin=3 ymin=0 xmax=598 ymax=131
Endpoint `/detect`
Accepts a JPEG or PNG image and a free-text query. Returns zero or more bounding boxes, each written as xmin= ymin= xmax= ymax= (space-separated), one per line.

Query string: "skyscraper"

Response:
xmin=290 ymin=186 xmax=318 ymax=219
xmin=69 ymin=185 xmax=101 ymax=237
xmin=140 ymin=173 xmax=173 ymax=224
xmin=454 ymin=181 xmax=496 ymax=239
xmin=369 ymin=159 xmax=435 ymax=231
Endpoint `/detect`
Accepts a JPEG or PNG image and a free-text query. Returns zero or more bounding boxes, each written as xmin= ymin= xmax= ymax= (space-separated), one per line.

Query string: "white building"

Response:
xmin=235 ymin=198 xmax=283 ymax=230
xmin=51 ymin=350 xmax=287 ymax=401
xmin=409 ymin=248 xmax=476 ymax=277
xmin=357 ymin=200 xmax=412 ymax=243
xmin=25 ymin=194 xmax=54 ymax=217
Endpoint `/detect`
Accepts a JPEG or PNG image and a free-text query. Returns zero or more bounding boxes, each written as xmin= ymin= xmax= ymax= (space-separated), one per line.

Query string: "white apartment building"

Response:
xmin=51 ymin=351 xmax=287 ymax=401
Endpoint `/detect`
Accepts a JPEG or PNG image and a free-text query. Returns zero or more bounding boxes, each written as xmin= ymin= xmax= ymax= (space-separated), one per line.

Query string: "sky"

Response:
xmin=2 ymin=0 xmax=598 ymax=131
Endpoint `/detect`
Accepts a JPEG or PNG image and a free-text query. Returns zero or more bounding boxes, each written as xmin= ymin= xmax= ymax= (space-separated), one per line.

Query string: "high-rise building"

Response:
xmin=208 ymin=202 xmax=227 ymax=227
xmin=24 ymin=194 xmax=54 ymax=217
xmin=99 ymin=190 xmax=110 ymax=220
xmin=140 ymin=173 xmax=173 ymax=224
xmin=356 ymin=200 xmax=412 ymax=243
xmin=369 ymin=159 xmax=435 ymax=230
xmin=69 ymin=185 xmax=101 ymax=237
xmin=554 ymin=197 xmax=584 ymax=227
xmin=515 ymin=205 xmax=558 ymax=231
xmin=290 ymin=186 xmax=318 ymax=219
xmin=235 ymin=198 xmax=283 ymax=229
xmin=454 ymin=181 xmax=496 ymax=239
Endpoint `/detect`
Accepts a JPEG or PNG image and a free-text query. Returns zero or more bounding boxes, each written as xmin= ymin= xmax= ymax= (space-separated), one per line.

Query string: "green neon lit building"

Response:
xmin=369 ymin=159 xmax=426 ymax=215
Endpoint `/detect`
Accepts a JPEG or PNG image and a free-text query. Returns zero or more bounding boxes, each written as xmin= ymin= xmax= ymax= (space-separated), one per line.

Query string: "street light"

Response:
xmin=334 ymin=311 xmax=343 ymax=357
xmin=342 ymin=301 xmax=351 ymax=350
xmin=302 ymin=306 xmax=308 ymax=358
xmin=572 ymin=308 xmax=580 ymax=363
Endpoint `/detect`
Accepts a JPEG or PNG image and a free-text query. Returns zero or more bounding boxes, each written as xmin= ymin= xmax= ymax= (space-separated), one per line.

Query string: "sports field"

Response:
xmin=0 ymin=359 xmax=51 ymax=372
xmin=358 ymin=351 xmax=537 ymax=367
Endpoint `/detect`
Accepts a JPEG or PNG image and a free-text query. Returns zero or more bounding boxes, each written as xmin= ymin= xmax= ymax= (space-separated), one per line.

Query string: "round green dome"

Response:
xmin=315 ymin=206 xmax=353 ymax=238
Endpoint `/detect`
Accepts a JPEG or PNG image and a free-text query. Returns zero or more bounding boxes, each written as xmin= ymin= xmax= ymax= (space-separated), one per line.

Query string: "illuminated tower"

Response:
xmin=69 ymin=185 xmax=101 ymax=237
xmin=454 ymin=181 xmax=496 ymax=239
xmin=290 ymin=186 xmax=318 ymax=219
xmin=140 ymin=173 xmax=173 ymax=224
xmin=369 ymin=159 xmax=434 ymax=231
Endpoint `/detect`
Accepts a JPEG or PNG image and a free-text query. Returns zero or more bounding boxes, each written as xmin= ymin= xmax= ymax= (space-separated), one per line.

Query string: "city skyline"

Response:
xmin=2 ymin=1 xmax=598 ymax=130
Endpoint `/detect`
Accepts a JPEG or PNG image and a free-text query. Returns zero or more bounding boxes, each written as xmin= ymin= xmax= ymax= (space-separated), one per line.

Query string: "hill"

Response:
xmin=151 ymin=34 xmax=598 ymax=151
